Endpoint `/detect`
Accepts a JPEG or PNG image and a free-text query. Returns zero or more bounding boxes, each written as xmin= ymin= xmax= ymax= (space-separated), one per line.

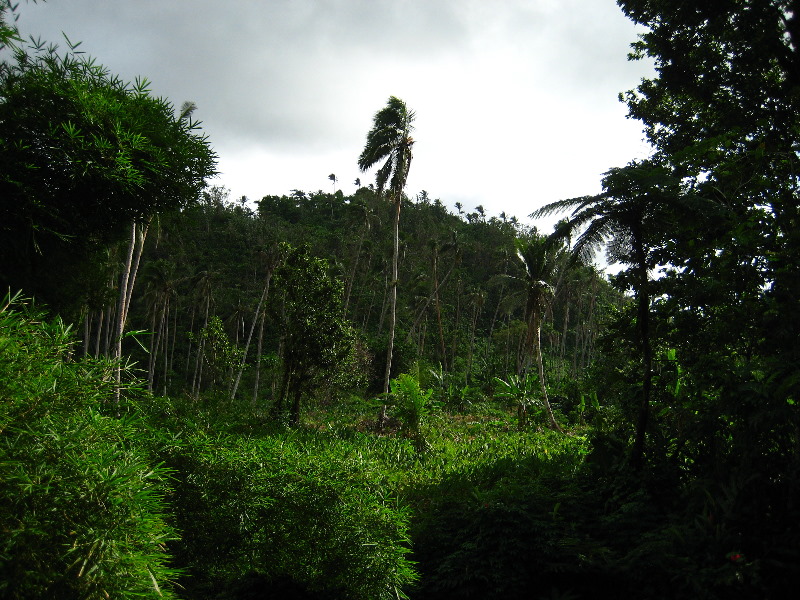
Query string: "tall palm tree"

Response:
xmin=531 ymin=160 xmax=683 ymax=468
xmin=513 ymin=235 xmax=566 ymax=432
xmin=358 ymin=96 xmax=415 ymax=400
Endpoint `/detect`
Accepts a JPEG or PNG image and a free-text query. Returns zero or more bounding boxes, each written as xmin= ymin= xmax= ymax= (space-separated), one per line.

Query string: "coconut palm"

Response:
xmin=531 ymin=160 xmax=684 ymax=468
xmin=512 ymin=235 xmax=567 ymax=432
xmin=358 ymin=96 xmax=415 ymax=399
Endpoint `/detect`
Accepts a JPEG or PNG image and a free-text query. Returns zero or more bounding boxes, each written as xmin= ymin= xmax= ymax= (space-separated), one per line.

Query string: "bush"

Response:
xmin=391 ymin=372 xmax=435 ymax=451
xmin=162 ymin=432 xmax=418 ymax=599
xmin=0 ymin=294 xmax=178 ymax=599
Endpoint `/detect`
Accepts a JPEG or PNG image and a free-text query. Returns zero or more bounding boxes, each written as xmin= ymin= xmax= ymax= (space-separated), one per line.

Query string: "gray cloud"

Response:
xmin=12 ymin=0 xmax=654 ymax=220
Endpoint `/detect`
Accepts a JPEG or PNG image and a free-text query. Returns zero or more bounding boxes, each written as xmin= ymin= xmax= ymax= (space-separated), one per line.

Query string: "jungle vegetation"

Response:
xmin=1 ymin=1 xmax=799 ymax=598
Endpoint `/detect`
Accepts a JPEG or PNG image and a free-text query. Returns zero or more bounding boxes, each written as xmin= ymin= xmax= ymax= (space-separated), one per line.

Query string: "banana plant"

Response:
xmin=493 ymin=373 xmax=538 ymax=430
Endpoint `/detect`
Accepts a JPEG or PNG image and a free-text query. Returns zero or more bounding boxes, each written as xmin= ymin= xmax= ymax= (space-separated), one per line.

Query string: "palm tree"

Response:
xmin=512 ymin=235 xmax=566 ymax=432
xmin=531 ymin=160 xmax=683 ymax=468
xmin=358 ymin=96 xmax=415 ymax=401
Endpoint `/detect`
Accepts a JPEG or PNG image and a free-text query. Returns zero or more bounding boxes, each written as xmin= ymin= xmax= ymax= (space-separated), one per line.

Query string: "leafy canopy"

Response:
xmin=0 ymin=26 xmax=217 ymax=298
xmin=357 ymin=95 xmax=415 ymax=198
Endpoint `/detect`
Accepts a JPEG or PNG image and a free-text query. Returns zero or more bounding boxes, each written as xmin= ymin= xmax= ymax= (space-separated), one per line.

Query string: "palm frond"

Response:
xmin=358 ymin=97 xmax=415 ymax=198
xmin=571 ymin=216 xmax=614 ymax=265
xmin=375 ymin=159 xmax=393 ymax=194
xmin=530 ymin=196 xmax=589 ymax=220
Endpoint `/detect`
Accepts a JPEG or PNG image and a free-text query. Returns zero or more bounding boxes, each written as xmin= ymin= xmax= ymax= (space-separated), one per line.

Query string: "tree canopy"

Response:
xmin=0 ymin=27 xmax=217 ymax=305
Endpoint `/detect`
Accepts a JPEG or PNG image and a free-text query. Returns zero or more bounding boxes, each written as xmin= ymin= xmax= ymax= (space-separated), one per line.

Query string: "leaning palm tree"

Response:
xmin=531 ymin=160 xmax=683 ymax=468
xmin=358 ymin=96 xmax=416 ymax=401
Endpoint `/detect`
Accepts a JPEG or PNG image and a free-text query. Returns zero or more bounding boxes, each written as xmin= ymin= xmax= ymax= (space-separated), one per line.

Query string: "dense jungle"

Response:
xmin=2 ymin=1 xmax=800 ymax=598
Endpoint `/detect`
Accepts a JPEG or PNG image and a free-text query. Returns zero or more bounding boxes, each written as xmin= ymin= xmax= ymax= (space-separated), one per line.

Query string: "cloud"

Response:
xmin=14 ymin=0 xmax=654 ymax=221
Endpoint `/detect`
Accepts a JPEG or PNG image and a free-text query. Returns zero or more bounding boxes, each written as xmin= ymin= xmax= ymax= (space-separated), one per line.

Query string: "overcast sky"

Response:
xmin=15 ymin=0 xmax=654 ymax=227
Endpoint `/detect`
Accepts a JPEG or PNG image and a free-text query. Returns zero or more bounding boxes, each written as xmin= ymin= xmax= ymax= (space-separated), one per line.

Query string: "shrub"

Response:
xmin=0 ymin=294 xmax=178 ymax=599
xmin=162 ymin=432 xmax=418 ymax=599
xmin=391 ymin=372 xmax=435 ymax=451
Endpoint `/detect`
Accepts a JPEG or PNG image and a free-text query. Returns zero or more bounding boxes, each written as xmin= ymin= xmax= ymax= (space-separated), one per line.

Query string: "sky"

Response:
xmin=13 ymin=0 xmax=654 ymax=227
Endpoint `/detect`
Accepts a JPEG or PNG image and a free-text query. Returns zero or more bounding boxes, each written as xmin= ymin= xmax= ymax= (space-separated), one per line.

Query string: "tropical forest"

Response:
xmin=1 ymin=1 xmax=799 ymax=598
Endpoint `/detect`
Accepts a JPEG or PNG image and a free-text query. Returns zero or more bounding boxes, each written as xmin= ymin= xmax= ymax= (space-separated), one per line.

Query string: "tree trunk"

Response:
xmin=163 ymin=297 xmax=170 ymax=396
xmin=113 ymin=223 xmax=137 ymax=404
xmin=534 ymin=314 xmax=563 ymax=432
xmin=102 ymin=302 xmax=113 ymax=357
xmin=432 ymin=250 xmax=448 ymax=371
xmin=450 ymin=277 xmax=462 ymax=366
xmin=273 ymin=359 xmax=293 ymax=419
xmin=113 ymin=219 xmax=150 ymax=404
xmin=465 ymin=297 xmax=481 ymax=384
xmin=290 ymin=373 xmax=303 ymax=426
xmin=147 ymin=306 xmax=158 ymax=392
xmin=406 ymin=259 xmax=456 ymax=343
xmin=343 ymin=216 xmax=368 ymax=317
xmin=230 ymin=271 xmax=273 ymax=401
xmin=192 ymin=298 xmax=210 ymax=400
xmin=82 ymin=308 xmax=90 ymax=358
xmin=379 ymin=196 xmax=401 ymax=427
xmin=485 ymin=286 xmax=505 ymax=364
xmin=631 ymin=242 xmax=652 ymax=471
xmin=252 ymin=310 xmax=266 ymax=407
xmin=93 ymin=308 xmax=103 ymax=358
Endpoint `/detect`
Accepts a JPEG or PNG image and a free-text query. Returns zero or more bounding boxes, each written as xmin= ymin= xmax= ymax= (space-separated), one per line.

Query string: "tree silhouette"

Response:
xmin=532 ymin=160 xmax=683 ymax=466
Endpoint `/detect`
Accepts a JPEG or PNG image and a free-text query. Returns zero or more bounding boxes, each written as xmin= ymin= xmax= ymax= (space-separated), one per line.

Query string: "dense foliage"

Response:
xmin=0 ymin=295 xmax=179 ymax=599
xmin=0 ymin=13 xmax=216 ymax=312
xmin=2 ymin=0 xmax=800 ymax=598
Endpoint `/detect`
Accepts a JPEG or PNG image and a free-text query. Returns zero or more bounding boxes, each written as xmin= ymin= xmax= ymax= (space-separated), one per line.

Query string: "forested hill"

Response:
xmin=78 ymin=185 xmax=619 ymax=416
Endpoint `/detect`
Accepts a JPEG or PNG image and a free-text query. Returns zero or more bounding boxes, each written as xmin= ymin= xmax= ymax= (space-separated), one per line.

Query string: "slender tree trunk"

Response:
xmin=583 ymin=278 xmax=598 ymax=369
xmin=380 ymin=196 xmax=401 ymax=427
xmin=82 ymin=308 xmax=90 ymax=358
xmin=504 ymin=314 xmax=512 ymax=375
xmin=485 ymin=286 xmax=505 ymax=364
xmin=231 ymin=272 xmax=273 ymax=400
xmin=147 ymin=307 xmax=158 ymax=392
xmin=466 ymin=298 xmax=481 ymax=384
xmin=631 ymin=243 xmax=652 ymax=471
xmin=432 ymin=251 xmax=448 ymax=370
xmin=113 ymin=219 xmax=150 ymax=404
xmin=94 ymin=308 xmax=103 ymax=358
xmin=185 ymin=303 xmax=196 ymax=379
xmin=102 ymin=303 xmax=113 ymax=357
xmin=252 ymin=310 xmax=266 ymax=407
xmin=377 ymin=271 xmax=389 ymax=336
xmin=534 ymin=312 xmax=563 ymax=432
xmin=558 ymin=299 xmax=570 ymax=384
xmin=163 ymin=298 xmax=170 ymax=396
xmin=406 ymin=259 xmax=456 ymax=343
xmin=273 ymin=359 xmax=293 ymax=419
xmin=192 ymin=298 xmax=210 ymax=400
xmin=450 ymin=277 xmax=462 ymax=365
xmin=290 ymin=373 xmax=303 ymax=426
xmin=362 ymin=285 xmax=377 ymax=335
xmin=113 ymin=223 xmax=137 ymax=404
xmin=343 ymin=219 xmax=368 ymax=317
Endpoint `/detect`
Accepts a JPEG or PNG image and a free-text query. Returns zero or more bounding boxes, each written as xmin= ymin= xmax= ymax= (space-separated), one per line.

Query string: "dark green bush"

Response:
xmin=0 ymin=295 xmax=179 ymax=599
xmin=161 ymin=432 xmax=418 ymax=599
